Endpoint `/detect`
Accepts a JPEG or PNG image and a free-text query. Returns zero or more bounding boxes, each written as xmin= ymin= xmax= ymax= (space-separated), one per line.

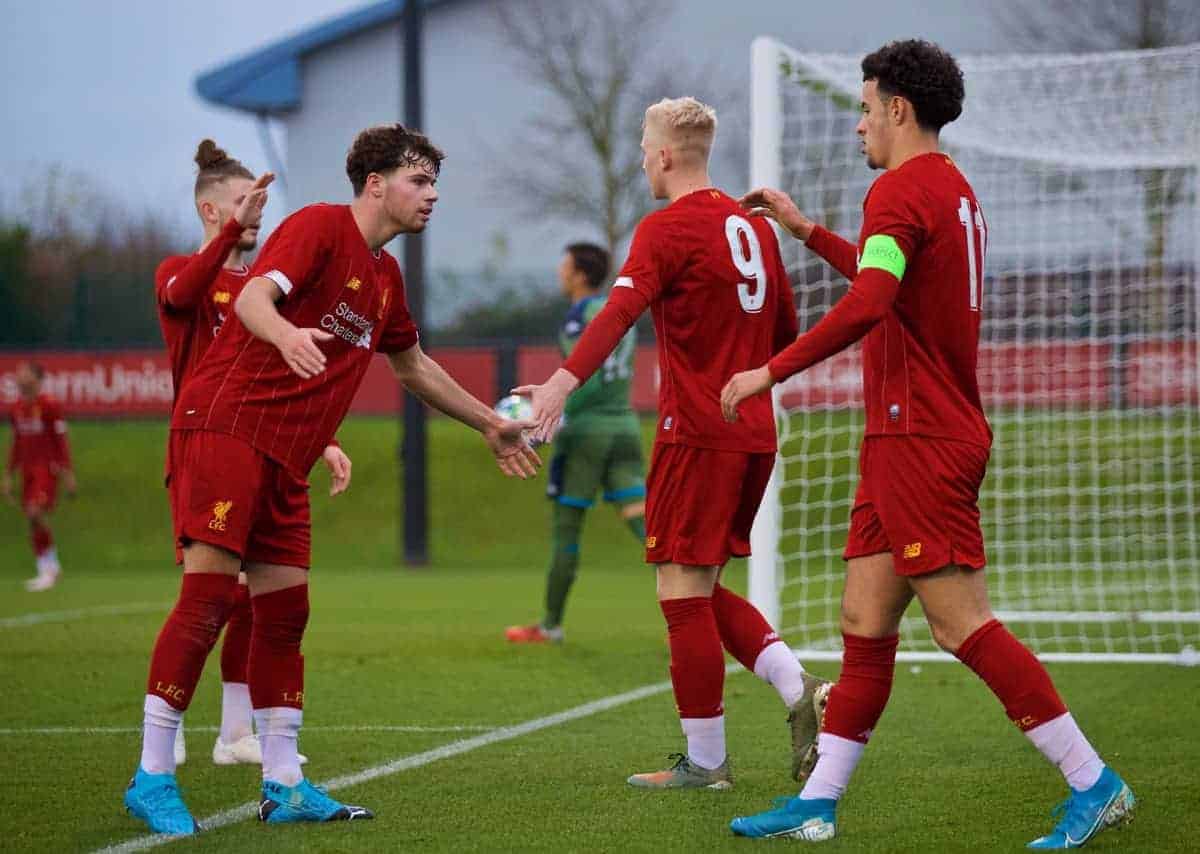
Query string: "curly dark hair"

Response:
xmin=861 ymin=40 xmax=964 ymax=132
xmin=193 ymin=139 xmax=253 ymax=196
xmin=346 ymin=124 xmax=445 ymax=196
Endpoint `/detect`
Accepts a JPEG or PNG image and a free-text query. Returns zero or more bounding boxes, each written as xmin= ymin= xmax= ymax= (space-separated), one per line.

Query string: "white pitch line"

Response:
xmin=0 ymin=602 xmax=168 ymax=629
xmin=90 ymin=673 xmax=703 ymax=853
xmin=0 ymin=724 xmax=498 ymax=736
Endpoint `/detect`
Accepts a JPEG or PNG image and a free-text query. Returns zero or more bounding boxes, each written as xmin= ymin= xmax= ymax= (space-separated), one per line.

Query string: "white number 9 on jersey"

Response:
xmin=725 ymin=215 xmax=767 ymax=313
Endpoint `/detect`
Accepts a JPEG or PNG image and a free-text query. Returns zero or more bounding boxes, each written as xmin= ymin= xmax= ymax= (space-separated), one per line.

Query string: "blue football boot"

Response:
xmin=1028 ymin=766 xmax=1135 ymax=849
xmin=258 ymin=778 xmax=374 ymax=824
xmin=730 ymin=795 xmax=837 ymax=841
xmin=123 ymin=767 xmax=199 ymax=835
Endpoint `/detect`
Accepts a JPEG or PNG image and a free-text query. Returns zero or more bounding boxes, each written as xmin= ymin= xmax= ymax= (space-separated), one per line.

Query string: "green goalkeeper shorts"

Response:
xmin=546 ymin=427 xmax=646 ymax=509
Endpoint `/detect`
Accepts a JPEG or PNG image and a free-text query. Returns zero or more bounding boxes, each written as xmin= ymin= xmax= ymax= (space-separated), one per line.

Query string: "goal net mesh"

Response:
xmin=751 ymin=40 xmax=1200 ymax=661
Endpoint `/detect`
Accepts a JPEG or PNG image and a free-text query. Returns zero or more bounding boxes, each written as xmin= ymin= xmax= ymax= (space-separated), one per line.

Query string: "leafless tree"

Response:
xmin=490 ymin=0 xmax=736 ymax=257
xmin=999 ymin=0 xmax=1198 ymax=335
xmin=998 ymin=0 xmax=1199 ymax=52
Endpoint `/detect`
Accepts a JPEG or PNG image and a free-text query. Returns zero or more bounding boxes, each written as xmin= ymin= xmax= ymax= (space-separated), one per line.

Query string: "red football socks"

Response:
xmin=30 ymin=521 xmax=52 ymax=557
xmin=249 ymin=584 xmax=309 ymax=711
xmin=145 ymin=572 xmax=238 ymax=711
xmin=220 ymin=582 xmax=253 ymax=684
xmin=821 ymin=632 xmax=899 ymax=743
xmin=659 ymin=596 xmax=724 ymax=719
xmin=956 ymin=619 xmax=1068 ymax=731
xmin=710 ymin=583 xmax=778 ymax=670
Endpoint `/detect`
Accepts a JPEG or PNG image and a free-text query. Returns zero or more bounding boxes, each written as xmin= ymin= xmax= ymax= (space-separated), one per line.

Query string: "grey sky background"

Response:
xmin=0 ymin=0 xmax=364 ymax=239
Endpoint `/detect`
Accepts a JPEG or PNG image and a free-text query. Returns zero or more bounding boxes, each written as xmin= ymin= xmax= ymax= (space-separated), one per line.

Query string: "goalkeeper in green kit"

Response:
xmin=506 ymin=243 xmax=647 ymax=644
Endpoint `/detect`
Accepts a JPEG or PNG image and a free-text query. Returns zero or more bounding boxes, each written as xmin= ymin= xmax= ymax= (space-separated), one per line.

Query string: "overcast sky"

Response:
xmin=0 ymin=0 xmax=365 ymax=240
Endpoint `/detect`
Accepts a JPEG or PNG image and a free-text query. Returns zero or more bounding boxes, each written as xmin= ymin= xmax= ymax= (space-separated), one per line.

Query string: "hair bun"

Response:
xmin=195 ymin=139 xmax=230 ymax=170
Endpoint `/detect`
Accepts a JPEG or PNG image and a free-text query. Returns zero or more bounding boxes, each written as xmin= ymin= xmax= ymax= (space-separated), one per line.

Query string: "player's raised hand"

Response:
xmin=234 ymin=172 xmax=275 ymax=230
xmin=511 ymin=368 xmax=580 ymax=444
xmin=321 ymin=444 xmax=352 ymax=496
xmin=739 ymin=187 xmax=814 ymax=242
xmin=720 ymin=365 xmax=774 ymax=422
xmin=485 ymin=418 xmax=542 ymax=479
xmin=278 ymin=327 xmax=333 ymax=379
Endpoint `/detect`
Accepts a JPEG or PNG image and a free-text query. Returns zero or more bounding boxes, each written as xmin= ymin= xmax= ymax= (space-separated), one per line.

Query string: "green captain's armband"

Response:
xmin=858 ymin=234 xmax=906 ymax=280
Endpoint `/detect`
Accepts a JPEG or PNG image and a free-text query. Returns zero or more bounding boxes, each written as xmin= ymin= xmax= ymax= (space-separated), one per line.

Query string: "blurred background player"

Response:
xmin=517 ymin=97 xmax=830 ymax=791
xmin=4 ymin=362 xmax=75 ymax=591
xmin=124 ymin=123 xmax=538 ymax=835
xmin=505 ymin=242 xmax=646 ymax=644
xmin=723 ymin=41 xmax=1133 ymax=848
xmin=154 ymin=140 xmax=349 ymax=768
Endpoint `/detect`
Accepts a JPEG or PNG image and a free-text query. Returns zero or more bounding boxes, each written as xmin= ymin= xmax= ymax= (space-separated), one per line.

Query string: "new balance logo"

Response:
xmin=903 ymin=542 xmax=922 ymax=559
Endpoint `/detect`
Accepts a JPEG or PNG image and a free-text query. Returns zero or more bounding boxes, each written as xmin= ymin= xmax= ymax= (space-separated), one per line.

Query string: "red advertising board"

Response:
xmin=1 ymin=341 xmax=1194 ymax=419
xmin=1125 ymin=340 xmax=1199 ymax=407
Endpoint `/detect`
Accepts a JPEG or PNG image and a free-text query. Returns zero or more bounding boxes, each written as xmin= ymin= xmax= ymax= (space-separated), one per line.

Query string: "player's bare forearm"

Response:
xmin=390 ymin=345 xmax=541 ymax=479
xmin=235 ymin=278 xmax=294 ymax=346
xmin=389 ymin=346 xmax=497 ymax=434
xmin=237 ymin=278 xmax=331 ymax=378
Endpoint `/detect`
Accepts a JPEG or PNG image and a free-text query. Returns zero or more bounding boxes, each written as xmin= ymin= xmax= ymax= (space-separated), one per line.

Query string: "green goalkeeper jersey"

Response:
xmin=560 ymin=294 xmax=638 ymax=434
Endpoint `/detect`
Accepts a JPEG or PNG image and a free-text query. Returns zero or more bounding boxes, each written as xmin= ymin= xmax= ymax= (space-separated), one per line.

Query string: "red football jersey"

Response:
xmin=855 ymin=153 xmax=991 ymax=447
xmin=8 ymin=394 xmax=70 ymax=472
xmin=171 ymin=204 xmax=419 ymax=477
xmin=155 ymin=233 xmax=250 ymax=410
xmin=578 ymin=188 xmax=798 ymax=453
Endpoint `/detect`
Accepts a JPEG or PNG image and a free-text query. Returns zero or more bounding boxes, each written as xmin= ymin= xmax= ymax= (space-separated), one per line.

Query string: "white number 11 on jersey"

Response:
xmin=958 ymin=196 xmax=987 ymax=312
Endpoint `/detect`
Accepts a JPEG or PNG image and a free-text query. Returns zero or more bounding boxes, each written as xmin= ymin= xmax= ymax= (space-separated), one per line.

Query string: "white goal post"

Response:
xmin=747 ymin=37 xmax=1200 ymax=665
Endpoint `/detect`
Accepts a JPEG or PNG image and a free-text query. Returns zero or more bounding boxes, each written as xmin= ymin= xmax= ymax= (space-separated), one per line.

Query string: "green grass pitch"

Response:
xmin=1 ymin=417 xmax=1196 ymax=852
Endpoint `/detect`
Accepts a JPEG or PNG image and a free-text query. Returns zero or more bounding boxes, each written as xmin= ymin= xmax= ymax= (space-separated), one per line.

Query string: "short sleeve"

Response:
xmin=859 ymin=174 xmax=927 ymax=280
xmin=249 ymin=205 xmax=333 ymax=299
xmin=377 ymin=272 xmax=420 ymax=354
xmin=614 ymin=216 xmax=669 ymax=300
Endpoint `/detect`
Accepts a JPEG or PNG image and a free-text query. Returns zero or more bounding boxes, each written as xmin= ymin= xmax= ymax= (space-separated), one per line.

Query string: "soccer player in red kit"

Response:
xmin=517 ymin=97 xmax=829 ymax=791
xmin=723 ymin=41 xmax=1133 ymax=847
xmin=154 ymin=141 xmax=346 ymax=770
xmin=124 ymin=124 xmax=539 ymax=835
xmin=4 ymin=362 xmax=75 ymax=591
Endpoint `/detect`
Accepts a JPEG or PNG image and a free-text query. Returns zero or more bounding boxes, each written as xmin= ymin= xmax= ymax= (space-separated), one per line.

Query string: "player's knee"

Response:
xmin=926 ymin=614 xmax=989 ymax=654
xmin=839 ymin=601 xmax=899 ymax=638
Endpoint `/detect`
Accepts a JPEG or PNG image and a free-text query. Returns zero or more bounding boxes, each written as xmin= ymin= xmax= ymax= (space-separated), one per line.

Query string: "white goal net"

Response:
xmin=747 ymin=38 xmax=1200 ymax=663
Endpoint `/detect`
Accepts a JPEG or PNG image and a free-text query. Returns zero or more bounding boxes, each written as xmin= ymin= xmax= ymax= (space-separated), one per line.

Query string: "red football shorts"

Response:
xmin=21 ymin=465 xmax=58 ymax=512
xmin=167 ymin=429 xmax=311 ymax=568
xmin=645 ymin=443 xmax=774 ymax=567
xmin=844 ymin=435 xmax=989 ymax=576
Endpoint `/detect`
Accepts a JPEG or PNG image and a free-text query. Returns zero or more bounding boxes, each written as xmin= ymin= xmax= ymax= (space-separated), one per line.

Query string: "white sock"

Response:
xmin=140 ymin=694 xmax=183 ymax=775
xmin=220 ymin=682 xmax=254 ymax=744
xmin=799 ymin=733 xmax=866 ymax=801
xmin=753 ymin=641 xmax=808 ymax=708
xmin=255 ymin=706 xmax=304 ymax=786
xmin=680 ymin=715 xmax=726 ymax=770
xmin=36 ymin=549 xmax=60 ymax=575
xmin=1025 ymin=712 xmax=1105 ymax=791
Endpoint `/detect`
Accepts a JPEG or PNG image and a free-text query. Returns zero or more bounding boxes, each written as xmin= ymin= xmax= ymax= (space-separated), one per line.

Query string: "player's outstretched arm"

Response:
xmin=156 ymin=174 xmax=273 ymax=312
xmin=234 ymin=277 xmax=333 ymax=379
xmin=721 ymin=265 xmax=901 ymax=422
xmin=389 ymin=345 xmax=540 ymax=479
xmin=321 ymin=444 xmax=352 ymax=497
xmin=740 ymin=187 xmax=858 ymax=280
xmin=514 ymin=285 xmax=649 ymax=444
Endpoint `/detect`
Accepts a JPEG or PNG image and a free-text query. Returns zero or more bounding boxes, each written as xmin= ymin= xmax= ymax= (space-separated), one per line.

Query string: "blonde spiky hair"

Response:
xmin=644 ymin=96 xmax=718 ymax=160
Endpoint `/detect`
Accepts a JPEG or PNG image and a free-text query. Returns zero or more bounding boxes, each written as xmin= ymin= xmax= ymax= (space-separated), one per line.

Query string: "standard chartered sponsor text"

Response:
xmin=321 ymin=301 xmax=374 ymax=349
